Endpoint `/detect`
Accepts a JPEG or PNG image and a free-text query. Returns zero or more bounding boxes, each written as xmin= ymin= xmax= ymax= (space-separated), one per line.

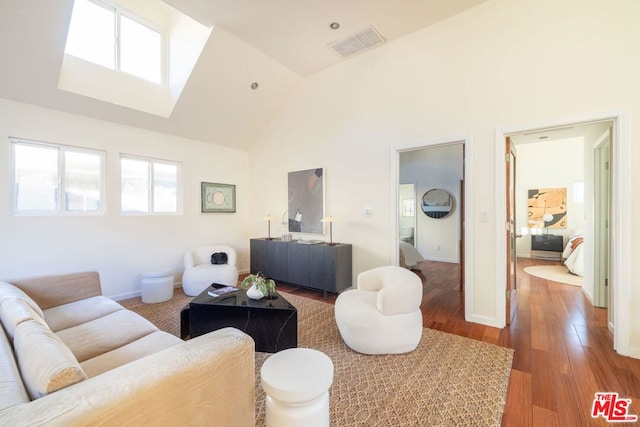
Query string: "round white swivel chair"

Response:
xmin=182 ymin=245 xmax=239 ymax=296
xmin=334 ymin=265 xmax=423 ymax=355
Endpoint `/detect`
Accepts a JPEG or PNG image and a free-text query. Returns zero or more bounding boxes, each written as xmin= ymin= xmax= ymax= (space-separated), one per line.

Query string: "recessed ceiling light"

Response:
xmin=250 ymin=82 xmax=259 ymax=90
xmin=329 ymin=22 xmax=340 ymax=30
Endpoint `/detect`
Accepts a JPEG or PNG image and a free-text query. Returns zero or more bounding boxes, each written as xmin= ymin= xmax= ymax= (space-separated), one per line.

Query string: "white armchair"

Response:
xmin=182 ymin=245 xmax=239 ymax=296
xmin=334 ymin=265 xmax=423 ymax=355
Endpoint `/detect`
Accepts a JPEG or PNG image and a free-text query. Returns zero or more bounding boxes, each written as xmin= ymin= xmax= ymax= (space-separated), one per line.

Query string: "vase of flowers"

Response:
xmin=241 ymin=273 xmax=276 ymax=300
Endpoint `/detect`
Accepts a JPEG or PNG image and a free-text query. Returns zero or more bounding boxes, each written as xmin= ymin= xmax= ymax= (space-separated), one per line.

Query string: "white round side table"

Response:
xmin=141 ymin=269 xmax=173 ymax=303
xmin=260 ymin=348 xmax=334 ymax=427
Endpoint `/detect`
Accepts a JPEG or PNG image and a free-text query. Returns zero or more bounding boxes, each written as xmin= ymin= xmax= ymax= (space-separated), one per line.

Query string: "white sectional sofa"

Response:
xmin=0 ymin=271 xmax=255 ymax=426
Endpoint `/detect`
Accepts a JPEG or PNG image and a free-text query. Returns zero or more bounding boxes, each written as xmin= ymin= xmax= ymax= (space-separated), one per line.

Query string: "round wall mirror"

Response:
xmin=421 ymin=189 xmax=454 ymax=219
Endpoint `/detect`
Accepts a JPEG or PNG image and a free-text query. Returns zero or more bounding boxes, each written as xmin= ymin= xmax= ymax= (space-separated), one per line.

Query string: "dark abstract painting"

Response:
xmin=288 ymin=168 xmax=324 ymax=234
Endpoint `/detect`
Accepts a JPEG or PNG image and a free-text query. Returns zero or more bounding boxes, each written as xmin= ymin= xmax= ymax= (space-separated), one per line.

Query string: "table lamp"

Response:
xmin=321 ymin=216 xmax=336 ymax=246
xmin=263 ymin=215 xmax=274 ymax=240
xmin=543 ymin=213 xmax=553 ymax=235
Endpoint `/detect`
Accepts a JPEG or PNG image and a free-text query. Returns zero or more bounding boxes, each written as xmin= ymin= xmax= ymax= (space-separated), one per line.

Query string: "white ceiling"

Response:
xmin=163 ymin=0 xmax=490 ymax=77
xmin=510 ymin=121 xmax=612 ymax=145
xmin=0 ymin=0 xmax=489 ymax=150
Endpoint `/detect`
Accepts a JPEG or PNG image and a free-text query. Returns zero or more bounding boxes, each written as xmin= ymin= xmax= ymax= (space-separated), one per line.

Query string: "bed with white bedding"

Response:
xmin=399 ymin=241 xmax=425 ymax=270
xmin=563 ymin=234 xmax=584 ymax=276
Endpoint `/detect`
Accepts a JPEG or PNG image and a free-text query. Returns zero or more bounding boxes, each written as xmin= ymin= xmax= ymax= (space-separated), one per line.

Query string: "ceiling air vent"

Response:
xmin=328 ymin=24 xmax=385 ymax=58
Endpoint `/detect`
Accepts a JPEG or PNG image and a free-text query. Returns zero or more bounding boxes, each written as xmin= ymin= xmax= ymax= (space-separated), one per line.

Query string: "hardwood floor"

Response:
xmin=274 ymin=258 xmax=640 ymax=426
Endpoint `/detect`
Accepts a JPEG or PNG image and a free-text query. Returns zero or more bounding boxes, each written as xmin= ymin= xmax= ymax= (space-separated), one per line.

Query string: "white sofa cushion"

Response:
xmin=0 ymin=324 xmax=30 ymax=410
xmin=81 ymin=331 xmax=182 ymax=377
xmin=56 ymin=309 xmax=159 ymax=362
xmin=0 ymin=281 xmax=44 ymax=318
xmin=0 ymin=298 xmax=46 ymax=340
xmin=44 ymin=295 xmax=124 ymax=332
xmin=13 ymin=319 xmax=87 ymax=399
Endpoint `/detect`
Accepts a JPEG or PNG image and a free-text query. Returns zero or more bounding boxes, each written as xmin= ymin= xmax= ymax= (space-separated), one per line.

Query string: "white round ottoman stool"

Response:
xmin=141 ymin=269 xmax=173 ymax=303
xmin=260 ymin=348 xmax=334 ymax=427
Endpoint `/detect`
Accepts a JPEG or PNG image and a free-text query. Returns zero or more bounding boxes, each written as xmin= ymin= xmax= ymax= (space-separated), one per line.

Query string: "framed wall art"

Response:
xmin=287 ymin=168 xmax=324 ymax=234
xmin=201 ymin=182 xmax=236 ymax=213
xmin=527 ymin=187 xmax=566 ymax=229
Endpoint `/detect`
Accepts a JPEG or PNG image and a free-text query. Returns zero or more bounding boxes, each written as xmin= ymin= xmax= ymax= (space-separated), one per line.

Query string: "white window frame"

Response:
xmin=67 ymin=0 xmax=167 ymax=86
xmin=11 ymin=138 xmax=106 ymax=216
xmin=119 ymin=154 xmax=182 ymax=215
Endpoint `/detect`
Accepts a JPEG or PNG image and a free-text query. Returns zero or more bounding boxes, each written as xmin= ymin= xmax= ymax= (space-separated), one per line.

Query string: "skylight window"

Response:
xmin=59 ymin=0 xmax=212 ymax=117
xmin=120 ymin=15 xmax=162 ymax=84
xmin=65 ymin=0 xmax=115 ymax=69
xmin=65 ymin=0 xmax=163 ymax=85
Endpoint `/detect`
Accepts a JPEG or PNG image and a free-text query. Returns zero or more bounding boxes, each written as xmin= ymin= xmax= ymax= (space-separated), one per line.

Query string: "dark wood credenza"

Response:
xmin=531 ymin=234 xmax=563 ymax=261
xmin=250 ymin=238 xmax=352 ymax=297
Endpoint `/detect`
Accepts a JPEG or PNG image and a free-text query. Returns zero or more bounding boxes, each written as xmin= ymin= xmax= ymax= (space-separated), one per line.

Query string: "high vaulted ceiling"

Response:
xmin=0 ymin=0 xmax=488 ymax=150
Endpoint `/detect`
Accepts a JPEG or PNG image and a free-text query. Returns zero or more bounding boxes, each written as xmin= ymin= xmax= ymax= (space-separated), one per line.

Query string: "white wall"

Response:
xmin=0 ymin=99 xmax=250 ymax=300
xmin=400 ymin=144 xmax=463 ymax=263
xmin=515 ymin=137 xmax=585 ymax=257
xmin=247 ymin=0 xmax=640 ymax=352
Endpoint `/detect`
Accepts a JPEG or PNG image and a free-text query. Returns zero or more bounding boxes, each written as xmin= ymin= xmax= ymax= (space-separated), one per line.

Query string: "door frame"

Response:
xmin=494 ymin=109 xmax=631 ymax=356
xmin=390 ymin=134 xmax=473 ymax=321
xmin=505 ymin=137 xmax=517 ymax=324
xmin=593 ymin=129 xmax=611 ymax=310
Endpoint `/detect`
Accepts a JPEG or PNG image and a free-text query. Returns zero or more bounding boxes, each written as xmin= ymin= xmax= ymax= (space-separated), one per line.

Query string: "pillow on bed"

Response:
xmin=570 ymin=237 xmax=584 ymax=250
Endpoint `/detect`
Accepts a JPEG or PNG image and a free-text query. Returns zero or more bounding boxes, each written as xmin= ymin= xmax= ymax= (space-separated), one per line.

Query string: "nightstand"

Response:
xmin=531 ymin=235 xmax=563 ymax=261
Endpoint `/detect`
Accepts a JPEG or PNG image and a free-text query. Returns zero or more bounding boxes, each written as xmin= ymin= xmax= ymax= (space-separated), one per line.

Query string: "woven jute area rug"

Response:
xmin=123 ymin=291 xmax=513 ymax=426
xmin=524 ymin=265 xmax=583 ymax=286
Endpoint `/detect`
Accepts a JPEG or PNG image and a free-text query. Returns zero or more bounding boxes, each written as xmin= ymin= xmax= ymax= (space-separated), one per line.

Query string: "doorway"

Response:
xmin=391 ymin=134 xmax=472 ymax=321
xmin=495 ymin=110 xmax=631 ymax=356
xmin=510 ymin=121 xmax=611 ymax=312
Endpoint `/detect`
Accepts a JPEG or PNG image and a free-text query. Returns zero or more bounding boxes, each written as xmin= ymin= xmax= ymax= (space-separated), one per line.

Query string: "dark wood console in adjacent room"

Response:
xmin=531 ymin=234 xmax=563 ymax=261
xmin=250 ymin=238 xmax=352 ymax=297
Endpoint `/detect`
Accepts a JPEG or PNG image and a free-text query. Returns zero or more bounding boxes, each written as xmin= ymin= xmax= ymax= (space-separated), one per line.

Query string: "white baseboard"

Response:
xmin=110 ymin=281 xmax=182 ymax=301
xmin=581 ymin=287 xmax=595 ymax=304
xmin=109 ymin=271 xmax=248 ymax=302
xmin=111 ymin=290 xmax=141 ymax=301
xmin=466 ymin=313 xmax=503 ymax=328
xmin=424 ymin=256 xmax=459 ymax=264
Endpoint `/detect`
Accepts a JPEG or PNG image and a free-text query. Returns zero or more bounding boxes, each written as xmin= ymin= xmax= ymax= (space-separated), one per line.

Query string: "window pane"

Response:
xmin=14 ymin=144 xmax=59 ymax=212
xmin=120 ymin=15 xmax=161 ymax=84
xmin=64 ymin=151 xmax=102 ymax=212
xmin=121 ymin=158 xmax=149 ymax=213
xmin=153 ymin=163 xmax=177 ymax=213
xmin=65 ymin=0 xmax=115 ymax=69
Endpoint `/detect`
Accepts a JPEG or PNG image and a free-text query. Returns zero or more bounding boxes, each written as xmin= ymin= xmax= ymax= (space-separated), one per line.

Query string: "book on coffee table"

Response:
xmin=208 ymin=285 xmax=240 ymax=297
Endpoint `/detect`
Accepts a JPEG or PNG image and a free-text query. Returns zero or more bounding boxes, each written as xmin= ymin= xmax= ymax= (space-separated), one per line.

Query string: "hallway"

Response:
xmin=416 ymin=258 xmax=640 ymax=426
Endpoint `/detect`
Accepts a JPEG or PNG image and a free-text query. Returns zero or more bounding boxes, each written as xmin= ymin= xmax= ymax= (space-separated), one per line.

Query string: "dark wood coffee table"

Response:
xmin=181 ymin=284 xmax=297 ymax=353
